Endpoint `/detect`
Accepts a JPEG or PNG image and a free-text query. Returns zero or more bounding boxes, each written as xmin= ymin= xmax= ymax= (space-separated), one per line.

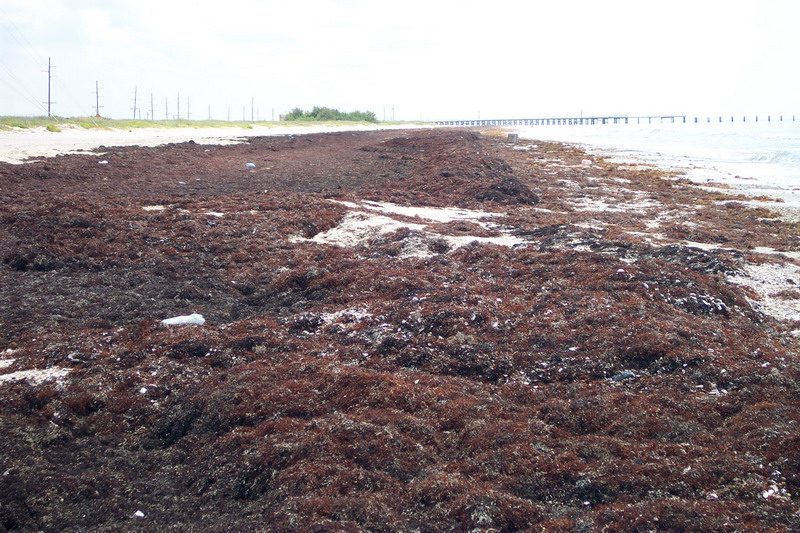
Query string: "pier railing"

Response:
xmin=435 ymin=115 xmax=796 ymax=127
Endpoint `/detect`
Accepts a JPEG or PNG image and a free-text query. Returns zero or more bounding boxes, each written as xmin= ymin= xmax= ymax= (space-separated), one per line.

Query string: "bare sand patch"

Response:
xmin=292 ymin=200 xmax=525 ymax=257
xmin=0 ymin=366 xmax=70 ymax=385
xmin=0 ymin=123 xmax=431 ymax=164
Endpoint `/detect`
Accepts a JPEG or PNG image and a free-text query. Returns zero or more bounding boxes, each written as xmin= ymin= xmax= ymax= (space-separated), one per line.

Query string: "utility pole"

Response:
xmin=187 ymin=96 xmax=191 ymax=120
xmin=150 ymin=93 xmax=154 ymax=121
xmin=43 ymin=57 xmax=55 ymax=116
xmin=208 ymin=104 xmax=211 ymax=121
xmin=251 ymin=96 xmax=254 ymax=122
xmin=47 ymin=58 xmax=51 ymax=116
xmin=132 ymin=85 xmax=138 ymax=120
xmin=94 ymin=80 xmax=102 ymax=117
xmin=177 ymin=93 xmax=180 ymax=120
xmin=165 ymin=97 xmax=169 ymax=120
xmin=227 ymin=107 xmax=230 ymax=122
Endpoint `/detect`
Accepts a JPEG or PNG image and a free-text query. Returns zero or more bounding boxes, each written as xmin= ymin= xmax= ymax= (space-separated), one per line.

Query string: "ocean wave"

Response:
xmin=746 ymin=150 xmax=800 ymax=165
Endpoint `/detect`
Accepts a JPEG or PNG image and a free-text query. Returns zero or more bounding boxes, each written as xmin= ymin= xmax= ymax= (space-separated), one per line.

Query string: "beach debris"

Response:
xmin=611 ymin=371 xmax=636 ymax=382
xmin=98 ymin=160 xmax=108 ymax=165
xmin=134 ymin=510 xmax=145 ymax=518
xmin=161 ymin=313 xmax=206 ymax=326
xmin=245 ymin=162 xmax=256 ymax=168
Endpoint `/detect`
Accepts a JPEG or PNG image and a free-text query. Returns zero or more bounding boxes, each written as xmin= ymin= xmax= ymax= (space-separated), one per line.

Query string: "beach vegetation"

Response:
xmin=284 ymin=106 xmax=378 ymax=123
xmin=0 ymin=112 xmax=397 ymax=132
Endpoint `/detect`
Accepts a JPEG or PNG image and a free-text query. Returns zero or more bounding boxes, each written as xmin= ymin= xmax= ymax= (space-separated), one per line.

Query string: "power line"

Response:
xmin=0 ymin=56 xmax=47 ymax=113
xmin=52 ymin=75 xmax=93 ymax=116
xmin=0 ymin=6 xmax=47 ymax=66
xmin=1 ymin=9 xmax=92 ymax=116
xmin=0 ymin=73 xmax=46 ymax=113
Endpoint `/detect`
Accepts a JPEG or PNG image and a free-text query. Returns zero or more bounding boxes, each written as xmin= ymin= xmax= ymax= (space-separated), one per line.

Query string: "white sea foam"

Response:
xmin=515 ymin=120 xmax=800 ymax=206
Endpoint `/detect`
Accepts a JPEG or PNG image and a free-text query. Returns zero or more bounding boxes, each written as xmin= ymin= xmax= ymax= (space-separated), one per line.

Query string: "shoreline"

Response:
xmin=512 ymin=122 xmax=800 ymax=223
xmin=0 ymin=122 xmax=433 ymax=164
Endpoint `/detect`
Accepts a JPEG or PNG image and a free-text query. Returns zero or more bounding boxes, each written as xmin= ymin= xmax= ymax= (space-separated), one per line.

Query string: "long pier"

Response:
xmin=434 ymin=114 xmax=797 ymax=127
xmin=435 ymin=115 xmax=686 ymax=127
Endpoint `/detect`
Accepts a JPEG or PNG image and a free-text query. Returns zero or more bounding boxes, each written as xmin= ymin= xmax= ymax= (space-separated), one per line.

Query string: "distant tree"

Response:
xmin=286 ymin=107 xmax=305 ymax=120
xmin=283 ymin=106 xmax=378 ymax=122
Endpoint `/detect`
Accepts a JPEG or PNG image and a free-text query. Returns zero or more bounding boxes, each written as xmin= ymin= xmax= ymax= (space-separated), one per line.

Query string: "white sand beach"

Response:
xmin=0 ymin=123 xmax=429 ymax=164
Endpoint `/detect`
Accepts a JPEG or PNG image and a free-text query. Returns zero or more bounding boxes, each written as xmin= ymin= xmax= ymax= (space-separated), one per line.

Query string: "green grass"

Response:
xmin=0 ymin=116 xmax=431 ymax=132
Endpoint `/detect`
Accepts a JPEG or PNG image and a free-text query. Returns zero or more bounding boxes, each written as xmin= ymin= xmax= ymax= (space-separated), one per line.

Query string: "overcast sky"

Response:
xmin=1 ymin=0 xmax=798 ymax=121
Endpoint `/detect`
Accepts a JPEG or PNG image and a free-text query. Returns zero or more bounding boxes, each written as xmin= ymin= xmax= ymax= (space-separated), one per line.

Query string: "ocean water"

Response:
xmin=514 ymin=119 xmax=800 ymax=204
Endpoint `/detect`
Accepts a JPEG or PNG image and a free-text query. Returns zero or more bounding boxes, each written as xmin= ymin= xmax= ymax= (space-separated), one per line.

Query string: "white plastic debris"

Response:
xmin=762 ymin=485 xmax=782 ymax=499
xmin=134 ymin=510 xmax=145 ymax=518
xmin=161 ymin=313 xmax=205 ymax=326
xmin=98 ymin=160 xmax=108 ymax=165
xmin=245 ymin=162 xmax=256 ymax=168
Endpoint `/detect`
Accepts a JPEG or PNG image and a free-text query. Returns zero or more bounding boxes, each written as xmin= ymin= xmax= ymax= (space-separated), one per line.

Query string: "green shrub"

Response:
xmin=284 ymin=106 xmax=377 ymax=123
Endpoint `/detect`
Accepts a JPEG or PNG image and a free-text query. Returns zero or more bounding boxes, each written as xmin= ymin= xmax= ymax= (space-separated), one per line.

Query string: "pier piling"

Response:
xmin=434 ymin=113 xmax=795 ymax=127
